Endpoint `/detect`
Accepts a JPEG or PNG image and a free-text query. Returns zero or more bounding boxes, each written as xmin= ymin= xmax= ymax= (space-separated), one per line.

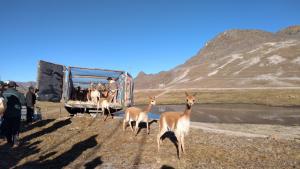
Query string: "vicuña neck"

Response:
xmin=183 ymin=103 xmax=192 ymax=117
xmin=144 ymin=103 xmax=153 ymax=113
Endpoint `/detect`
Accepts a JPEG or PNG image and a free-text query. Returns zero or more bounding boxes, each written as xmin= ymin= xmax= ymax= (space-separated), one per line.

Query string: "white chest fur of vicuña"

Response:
xmin=91 ymin=90 xmax=100 ymax=103
xmin=101 ymin=100 xmax=109 ymax=107
xmin=175 ymin=117 xmax=190 ymax=136
xmin=137 ymin=112 xmax=148 ymax=122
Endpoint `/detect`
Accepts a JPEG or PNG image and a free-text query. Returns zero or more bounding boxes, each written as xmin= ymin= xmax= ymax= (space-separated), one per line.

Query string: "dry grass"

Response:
xmin=0 ymin=99 xmax=299 ymax=168
xmin=0 ymin=116 xmax=299 ymax=169
xmin=134 ymin=89 xmax=300 ymax=106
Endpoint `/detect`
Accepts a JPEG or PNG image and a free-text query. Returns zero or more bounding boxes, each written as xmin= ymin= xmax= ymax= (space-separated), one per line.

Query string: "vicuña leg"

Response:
xmin=107 ymin=107 xmax=112 ymax=119
xmin=157 ymin=132 xmax=161 ymax=152
xmin=175 ymin=132 xmax=182 ymax=158
xmin=157 ymin=128 xmax=166 ymax=152
xmin=135 ymin=120 xmax=140 ymax=135
xmin=101 ymin=106 xmax=105 ymax=116
xmin=129 ymin=120 xmax=134 ymax=132
xmin=181 ymin=135 xmax=185 ymax=154
xmin=123 ymin=119 xmax=127 ymax=131
xmin=146 ymin=118 xmax=149 ymax=134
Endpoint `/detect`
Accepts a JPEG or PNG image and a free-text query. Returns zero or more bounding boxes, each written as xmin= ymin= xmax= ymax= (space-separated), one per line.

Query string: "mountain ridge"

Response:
xmin=135 ymin=25 xmax=300 ymax=89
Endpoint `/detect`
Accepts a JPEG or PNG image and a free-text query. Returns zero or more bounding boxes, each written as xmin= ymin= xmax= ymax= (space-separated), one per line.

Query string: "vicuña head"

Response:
xmin=185 ymin=91 xmax=196 ymax=109
xmin=149 ymin=96 xmax=156 ymax=106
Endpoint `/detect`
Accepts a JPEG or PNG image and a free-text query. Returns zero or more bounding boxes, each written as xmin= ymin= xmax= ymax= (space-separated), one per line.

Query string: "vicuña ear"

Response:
xmin=185 ymin=91 xmax=189 ymax=96
xmin=193 ymin=93 xmax=197 ymax=96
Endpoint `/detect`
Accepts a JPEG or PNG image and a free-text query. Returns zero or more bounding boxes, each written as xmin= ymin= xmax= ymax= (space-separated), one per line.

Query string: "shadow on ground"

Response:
xmin=0 ymin=118 xmax=72 ymax=169
xmin=161 ymin=165 xmax=175 ymax=169
xmin=84 ymin=156 xmax=103 ymax=169
xmin=20 ymin=119 xmax=56 ymax=133
xmin=18 ymin=135 xmax=98 ymax=169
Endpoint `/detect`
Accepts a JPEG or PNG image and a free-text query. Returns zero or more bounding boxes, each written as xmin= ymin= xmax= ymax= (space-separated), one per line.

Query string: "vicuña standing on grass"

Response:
xmin=157 ymin=92 xmax=196 ymax=157
xmin=123 ymin=96 xmax=156 ymax=135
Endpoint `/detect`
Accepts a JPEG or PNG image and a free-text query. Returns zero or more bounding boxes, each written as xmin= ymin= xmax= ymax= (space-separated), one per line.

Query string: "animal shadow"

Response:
xmin=161 ymin=131 xmax=180 ymax=158
xmin=161 ymin=165 xmax=175 ymax=169
xmin=135 ymin=120 xmax=157 ymax=135
xmin=84 ymin=156 xmax=103 ymax=169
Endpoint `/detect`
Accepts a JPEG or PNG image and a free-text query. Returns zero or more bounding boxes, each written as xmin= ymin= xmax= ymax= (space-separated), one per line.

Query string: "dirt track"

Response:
xmin=0 ymin=115 xmax=300 ymax=169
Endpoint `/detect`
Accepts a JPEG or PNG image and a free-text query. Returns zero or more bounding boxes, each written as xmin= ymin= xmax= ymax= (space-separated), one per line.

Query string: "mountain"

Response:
xmin=135 ymin=26 xmax=300 ymax=89
xmin=16 ymin=81 xmax=37 ymax=93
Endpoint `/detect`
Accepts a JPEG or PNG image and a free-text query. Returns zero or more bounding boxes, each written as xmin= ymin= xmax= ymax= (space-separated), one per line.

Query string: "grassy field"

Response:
xmin=134 ymin=89 xmax=300 ymax=106
xmin=34 ymin=89 xmax=300 ymax=112
xmin=1 ymin=116 xmax=299 ymax=169
xmin=0 ymin=90 xmax=299 ymax=168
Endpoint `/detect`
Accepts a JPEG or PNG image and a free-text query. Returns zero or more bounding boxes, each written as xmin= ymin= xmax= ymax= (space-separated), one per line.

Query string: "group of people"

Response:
xmin=0 ymin=81 xmax=37 ymax=147
xmin=0 ymin=77 xmax=117 ymax=147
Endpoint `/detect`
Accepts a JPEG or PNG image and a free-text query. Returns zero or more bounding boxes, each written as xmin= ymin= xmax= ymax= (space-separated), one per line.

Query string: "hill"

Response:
xmin=135 ymin=26 xmax=300 ymax=89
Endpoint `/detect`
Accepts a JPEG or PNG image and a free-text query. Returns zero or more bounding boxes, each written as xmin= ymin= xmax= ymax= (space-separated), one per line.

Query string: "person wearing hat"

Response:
xmin=2 ymin=81 xmax=26 ymax=147
xmin=26 ymin=86 xmax=36 ymax=124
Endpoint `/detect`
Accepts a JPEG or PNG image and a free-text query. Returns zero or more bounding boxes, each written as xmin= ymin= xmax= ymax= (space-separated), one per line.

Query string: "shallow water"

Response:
xmin=117 ymin=104 xmax=300 ymax=126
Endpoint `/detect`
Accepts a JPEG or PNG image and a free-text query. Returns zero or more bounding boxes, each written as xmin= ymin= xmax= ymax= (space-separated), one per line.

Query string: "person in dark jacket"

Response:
xmin=2 ymin=81 xmax=26 ymax=147
xmin=26 ymin=86 xmax=36 ymax=124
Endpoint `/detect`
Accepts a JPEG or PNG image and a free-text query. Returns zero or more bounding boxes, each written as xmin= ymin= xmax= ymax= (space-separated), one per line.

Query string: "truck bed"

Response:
xmin=65 ymin=100 xmax=123 ymax=110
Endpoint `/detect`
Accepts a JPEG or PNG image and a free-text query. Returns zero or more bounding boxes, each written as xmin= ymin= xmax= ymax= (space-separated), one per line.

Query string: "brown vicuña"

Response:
xmin=157 ymin=92 xmax=196 ymax=157
xmin=123 ymin=96 xmax=156 ymax=135
xmin=97 ymin=99 xmax=111 ymax=120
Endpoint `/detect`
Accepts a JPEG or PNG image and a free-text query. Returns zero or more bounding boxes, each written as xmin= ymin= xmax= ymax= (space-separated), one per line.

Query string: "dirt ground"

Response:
xmin=1 ymin=111 xmax=300 ymax=169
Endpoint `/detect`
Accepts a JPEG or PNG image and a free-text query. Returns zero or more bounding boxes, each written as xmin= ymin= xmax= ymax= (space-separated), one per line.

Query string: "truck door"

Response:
xmin=36 ymin=60 xmax=66 ymax=102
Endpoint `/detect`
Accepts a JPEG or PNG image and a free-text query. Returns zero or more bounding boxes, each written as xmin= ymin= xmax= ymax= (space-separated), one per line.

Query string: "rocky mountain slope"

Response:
xmin=135 ymin=26 xmax=300 ymax=89
xmin=16 ymin=81 xmax=37 ymax=93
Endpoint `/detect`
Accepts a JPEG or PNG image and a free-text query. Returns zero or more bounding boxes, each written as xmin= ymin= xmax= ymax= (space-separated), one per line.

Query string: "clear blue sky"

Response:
xmin=0 ymin=0 xmax=299 ymax=81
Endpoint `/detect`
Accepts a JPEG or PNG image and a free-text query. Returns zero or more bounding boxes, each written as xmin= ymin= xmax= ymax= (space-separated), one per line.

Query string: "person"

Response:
xmin=2 ymin=81 xmax=26 ymax=147
xmin=0 ymin=81 xmax=5 ymax=94
xmin=107 ymin=77 xmax=118 ymax=103
xmin=26 ymin=86 xmax=36 ymax=124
